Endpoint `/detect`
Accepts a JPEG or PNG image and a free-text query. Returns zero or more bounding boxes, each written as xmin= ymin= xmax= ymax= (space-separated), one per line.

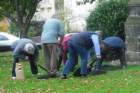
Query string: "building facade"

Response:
xmin=33 ymin=0 xmax=55 ymax=21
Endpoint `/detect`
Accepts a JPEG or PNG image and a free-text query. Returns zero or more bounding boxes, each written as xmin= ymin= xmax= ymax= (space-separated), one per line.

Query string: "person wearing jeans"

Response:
xmin=62 ymin=31 xmax=103 ymax=79
xmin=57 ymin=33 xmax=78 ymax=70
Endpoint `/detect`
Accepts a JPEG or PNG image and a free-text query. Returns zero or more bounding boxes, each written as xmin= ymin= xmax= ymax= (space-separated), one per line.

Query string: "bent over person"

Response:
xmin=101 ymin=36 xmax=127 ymax=68
xmin=11 ymin=38 xmax=39 ymax=79
xmin=57 ymin=33 xmax=78 ymax=70
xmin=62 ymin=31 xmax=104 ymax=79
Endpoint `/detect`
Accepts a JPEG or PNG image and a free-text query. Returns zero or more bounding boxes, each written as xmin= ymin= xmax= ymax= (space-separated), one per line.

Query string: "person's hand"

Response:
xmin=58 ymin=43 xmax=63 ymax=48
xmin=96 ymin=55 xmax=101 ymax=59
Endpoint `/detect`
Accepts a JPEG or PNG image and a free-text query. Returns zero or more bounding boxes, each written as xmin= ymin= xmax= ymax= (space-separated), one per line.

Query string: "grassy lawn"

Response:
xmin=0 ymin=51 xmax=140 ymax=93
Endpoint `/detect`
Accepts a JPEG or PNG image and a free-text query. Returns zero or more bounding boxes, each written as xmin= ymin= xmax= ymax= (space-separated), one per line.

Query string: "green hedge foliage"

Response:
xmin=87 ymin=0 xmax=129 ymax=40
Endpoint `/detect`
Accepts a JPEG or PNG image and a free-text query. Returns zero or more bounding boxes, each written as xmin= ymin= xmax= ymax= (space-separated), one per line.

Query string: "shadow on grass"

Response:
xmin=102 ymin=64 xmax=121 ymax=71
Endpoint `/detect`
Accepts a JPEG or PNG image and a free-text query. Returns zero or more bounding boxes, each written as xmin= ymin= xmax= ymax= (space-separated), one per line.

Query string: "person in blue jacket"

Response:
xmin=40 ymin=14 xmax=64 ymax=78
xmin=100 ymin=36 xmax=126 ymax=68
xmin=11 ymin=38 xmax=39 ymax=79
xmin=62 ymin=31 xmax=104 ymax=79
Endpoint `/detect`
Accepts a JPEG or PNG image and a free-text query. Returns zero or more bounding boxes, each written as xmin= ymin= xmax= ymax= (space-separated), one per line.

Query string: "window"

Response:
xmin=0 ymin=35 xmax=9 ymax=41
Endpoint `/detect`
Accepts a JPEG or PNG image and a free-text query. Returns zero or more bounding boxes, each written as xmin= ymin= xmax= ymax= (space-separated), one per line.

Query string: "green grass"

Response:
xmin=0 ymin=51 xmax=140 ymax=93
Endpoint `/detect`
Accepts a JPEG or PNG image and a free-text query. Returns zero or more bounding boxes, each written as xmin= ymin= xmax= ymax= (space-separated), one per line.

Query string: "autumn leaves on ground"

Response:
xmin=0 ymin=52 xmax=140 ymax=93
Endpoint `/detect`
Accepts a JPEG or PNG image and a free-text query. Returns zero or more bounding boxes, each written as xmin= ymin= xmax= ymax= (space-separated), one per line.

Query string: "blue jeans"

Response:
xmin=63 ymin=41 xmax=88 ymax=76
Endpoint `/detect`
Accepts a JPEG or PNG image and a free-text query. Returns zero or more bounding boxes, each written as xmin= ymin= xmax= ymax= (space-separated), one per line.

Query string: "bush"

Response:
xmin=86 ymin=0 xmax=129 ymax=40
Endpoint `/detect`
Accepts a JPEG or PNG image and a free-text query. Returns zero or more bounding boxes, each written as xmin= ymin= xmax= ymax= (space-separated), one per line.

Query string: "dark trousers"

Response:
xmin=12 ymin=55 xmax=38 ymax=77
xmin=102 ymin=48 xmax=126 ymax=68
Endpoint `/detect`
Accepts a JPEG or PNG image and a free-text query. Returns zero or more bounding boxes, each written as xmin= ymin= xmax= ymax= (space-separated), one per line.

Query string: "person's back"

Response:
xmin=12 ymin=38 xmax=34 ymax=51
xmin=62 ymin=33 xmax=78 ymax=50
xmin=41 ymin=18 xmax=64 ymax=43
xmin=103 ymin=36 xmax=125 ymax=49
xmin=11 ymin=38 xmax=37 ymax=57
xmin=69 ymin=31 xmax=95 ymax=49
xmin=102 ymin=36 xmax=126 ymax=68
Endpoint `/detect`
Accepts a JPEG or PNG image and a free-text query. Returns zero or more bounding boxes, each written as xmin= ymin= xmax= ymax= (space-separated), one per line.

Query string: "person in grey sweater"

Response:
xmin=11 ymin=38 xmax=39 ymax=79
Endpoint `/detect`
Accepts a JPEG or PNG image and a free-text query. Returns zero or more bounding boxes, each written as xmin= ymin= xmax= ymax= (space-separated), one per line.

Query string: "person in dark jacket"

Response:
xmin=11 ymin=38 xmax=39 ymax=79
xmin=62 ymin=31 xmax=104 ymax=79
xmin=100 ymin=36 xmax=126 ymax=68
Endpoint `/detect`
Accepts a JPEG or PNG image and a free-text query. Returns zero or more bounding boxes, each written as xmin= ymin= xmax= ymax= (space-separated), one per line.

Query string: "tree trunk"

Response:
xmin=19 ymin=24 xmax=28 ymax=38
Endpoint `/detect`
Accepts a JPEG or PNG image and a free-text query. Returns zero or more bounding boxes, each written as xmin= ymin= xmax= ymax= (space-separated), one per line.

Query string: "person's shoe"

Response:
xmin=12 ymin=77 xmax=16 ymax=80
xmin=92 ymin=69 xmax=106 ymax=75
xmin=61 ymin=74 xmax=67 ymax=79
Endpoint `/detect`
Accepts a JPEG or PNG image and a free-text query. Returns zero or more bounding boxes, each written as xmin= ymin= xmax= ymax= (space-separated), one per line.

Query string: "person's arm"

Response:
xmin=59 ymin=36 xmax=64 ymax=46
xmin=33 ymin=45 xmax=39 ymax=62
xmin=91 ymin=34 xmax=103 ymax=70
xmin=28 ymin=55 xmax=38 ymax=75
xmin=91 ymin=34 xmax=101 ymax=59
xmin=58 ymin=21 xmax=64 ymax=45
xmin=28 ymin=46 xmax=39 ymax=75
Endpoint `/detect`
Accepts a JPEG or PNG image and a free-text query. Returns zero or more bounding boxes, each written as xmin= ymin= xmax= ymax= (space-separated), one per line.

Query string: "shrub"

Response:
xmin=86 ymin=0 xmax=129 ymax=40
